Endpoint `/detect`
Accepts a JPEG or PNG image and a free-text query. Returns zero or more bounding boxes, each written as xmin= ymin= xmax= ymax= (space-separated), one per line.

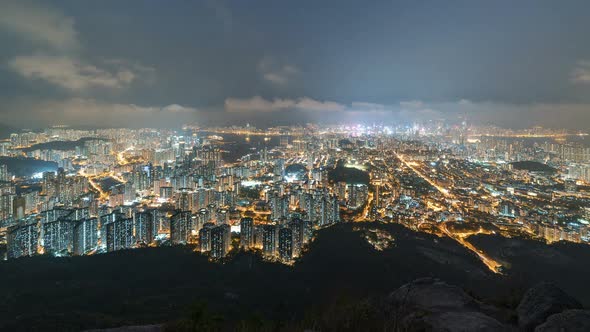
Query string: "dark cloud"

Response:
xmin=0 ymin=0 xmax=589 ymax=128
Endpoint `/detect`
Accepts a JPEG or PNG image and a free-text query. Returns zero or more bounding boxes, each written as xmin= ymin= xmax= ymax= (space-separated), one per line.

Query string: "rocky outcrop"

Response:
xmin=82 ymin=280 xmax=590 ymax=332
xmin=84 ymin=325 xmax=163 ymax=332
xmin=401 ymin=310 xmax=508 ymax=331
xmin=517 ymin=282 xmax=582 ymax=331
xmin=388 ymin=278 xmax=510 ymax=331
xmin=534 ymin=310 xmax=590 ymax=332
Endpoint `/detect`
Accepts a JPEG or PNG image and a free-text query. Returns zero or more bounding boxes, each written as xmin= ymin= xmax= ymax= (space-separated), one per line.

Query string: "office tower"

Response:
xmin=253 ymin=225 xmax=264 ymax=249
xmin=302 ymin=220 xmax=313 ymax=244
xmin=270 ymin=192 xmax=288 ymax=222
xmin=69 ymin=207 xmax=90 ymax=221
xmin=288 ymin=218 xmax=303 ymax=257
xmin=199 ymin=222 xmax=215 ymax=252
xmin=42 ymin=171 xmax=56 ymax=197
xmin=210 ymin=224 xmax=231 ymax=259
xmin=7 ymin=223 xmax=38 ymax=259
xmin=0 ymin=164 xmax=9 ymax=182
xmin=106 ymin=218 xmax=135 ymax=252
xmin=278 ymin=227 xmax=293 ymax=261
xmin=124 ymin=181 xmax=136 ymax=202
xmin=73 ymin=217 xmax=99 ymax=255
xmin=134 ymin=211 xmax=154 ymax=245
xmin=216 ymin=208 xmax=229 ymax=224
xmin=42 ymin=207 xmax=72 ymax=224
xmin=160 ymin=186 xmax=173 ymax=199
xmin=42 ymin=219 xmax=76 ymax=255
xmin=177 ymin=189 xmax=191 ymax=211
xmin=273 ymin=158 xmax=285 ymax=178
xmin=195 ymin=208 xmax=209 ymax=227
xmin=0 ymin=193 xmax=15 ymax=220
xmin=330 ymin=194 xmax=340 ymax=223
xmin=319 ymin=195 xmax=330 ymax=227
xmin=170 ymin=211 xmax=192 ymax=244
xmin=262 ymin=224 xmax=278 ymax=257
xmin=301 ymin=192 xmax=315 ymax=222
xmin=240 ymin=217 xmax=254 ymax=249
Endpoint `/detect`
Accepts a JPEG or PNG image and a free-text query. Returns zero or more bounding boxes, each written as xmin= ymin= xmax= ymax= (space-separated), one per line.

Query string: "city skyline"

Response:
xmin=0 ymin=1 xmax=590 ymax=129
xmin=3 ymin=2 xmax=590 ymax=331
xmin=3 ymin=123 xmax=590 ymax=268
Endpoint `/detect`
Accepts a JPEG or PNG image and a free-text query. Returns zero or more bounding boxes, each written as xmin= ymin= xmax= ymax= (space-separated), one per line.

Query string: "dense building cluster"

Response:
xmin=1 ymin=126 xmax=348 ymax=263
xmin=1 ymin=124 xmax=590 ymax=271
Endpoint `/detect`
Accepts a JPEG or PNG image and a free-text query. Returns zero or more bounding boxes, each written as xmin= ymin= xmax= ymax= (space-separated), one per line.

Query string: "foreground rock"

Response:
xmin=517 ymin=282 xmax=582 ymax=331
xmin=84 ymin=325 xmax=163 ymax=332
xmin=535 ymin=310 xmax=590 ymax=332
xmin=388 ymin=278 xmax=509 ymax=331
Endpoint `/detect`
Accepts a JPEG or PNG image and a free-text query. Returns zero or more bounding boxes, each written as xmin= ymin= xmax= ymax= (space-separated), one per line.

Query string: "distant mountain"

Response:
xmin=511 ymin=160 xmax=557 ymax=173
xmin=19 ymin=137 xmax=107 ymax=152
xmin=0 ymin=157 xmax=58 ymax=177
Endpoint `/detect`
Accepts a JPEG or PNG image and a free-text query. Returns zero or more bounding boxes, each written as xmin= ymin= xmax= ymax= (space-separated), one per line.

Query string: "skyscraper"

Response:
xmin=288 ymin=218 xmax=303 ymax=258
xmin=199 ymin=222 xmax=215 ymax=252
xmin=7 ymin=222 xmax=38 ymax=259
xmin=262 ymin=224 xmax=278 ymax=257
xmin=73 ymin=217 xmax=99 ymax=255
xmin=210 ymin=224 xmax=231 ymax=259
xmin=133 ymin=211 xmax=154 ymax=245
xmin=105 ymin=217 xmax=135 ymax=252
xmin=170 ymin=211 xmax=192 ymax=244
xmin=240 ymin=217 xmax=254 ymax=249
xmin=42 ymin=218 xmax=76 ymax=255
xmin=278 ymin=227 xmax=293 ymax=261
xmin=0 ymin=164 xmax=9 ymax=182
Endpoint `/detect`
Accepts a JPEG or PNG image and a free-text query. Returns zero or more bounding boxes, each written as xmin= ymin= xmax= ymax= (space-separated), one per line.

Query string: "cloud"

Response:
xmin=0 ymin=98 xmax=198 ymax=127
xmin=1 ymin=2 xmax=155 ymax=92
xmin=0 ymin=0 xmax=78 ymax=51
xmin=162 ymin=104 xmax=196 ymax=113
xmin=9 ymin=55 xmax=153 ymax=91
xmin=572 ymin=60 xmax=590 ymax=84
xmin=296 ymin=97 xmax=345 ymax=112
xmin=399 ymin=100 xmax=425 ymax=108
xmin=392 ymin=100 xmax=590 ymax=129
xmin=225 ymin=96 xmax=345 ymax=113
xmin=350 ymin=102 xmax=388 ymax=112
xmin=258 ymin=57 xmax=299 ymax=85
xmin=225 ymin=96 xmax=295 ymax=112
xmin=399 ymin=108 xmax=442 ymax=120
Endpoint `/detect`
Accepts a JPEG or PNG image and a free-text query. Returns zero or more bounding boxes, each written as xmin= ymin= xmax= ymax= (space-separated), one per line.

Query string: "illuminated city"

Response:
xmin=3 ymin=1 xmax=590 ymax=331
xmin=2 ymin=124 xmax=590 ymax=273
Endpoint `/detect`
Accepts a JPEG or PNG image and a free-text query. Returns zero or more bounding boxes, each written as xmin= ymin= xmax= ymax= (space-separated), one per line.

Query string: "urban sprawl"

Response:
xmin=2 ymin=124 xmax=590 ymax=272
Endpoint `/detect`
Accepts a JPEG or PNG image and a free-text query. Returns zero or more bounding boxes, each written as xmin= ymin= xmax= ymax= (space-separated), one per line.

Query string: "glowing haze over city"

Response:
xmin=2 ymin=1 xmax=590 ymax=331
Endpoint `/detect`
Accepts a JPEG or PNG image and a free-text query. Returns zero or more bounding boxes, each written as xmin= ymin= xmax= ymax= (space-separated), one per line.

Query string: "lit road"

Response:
xmin=355 ymin=191 xmax=374 ymax=222
xmin=79 ymin=168 xmax=124 ymax=201
xmin=390 ymin=149 xmax=501 ymax=274
xmin=392 ymin=150 xmax=452 ymax=198
xmin=440 ymin=222 xmax=502 ymax=274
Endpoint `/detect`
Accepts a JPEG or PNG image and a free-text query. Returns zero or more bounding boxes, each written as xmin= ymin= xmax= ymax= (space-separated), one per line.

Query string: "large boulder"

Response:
xmin=389 ymin=277 xmax=479 ymax=311
xmin=401 ymin=311 xmax=508 ymax=332
xmin=388 ymin=278 xmax=510 ymax=331
xmin=83 ymin=325 xmax=163 ymax=332
xmin=517 ymin=282 xmax=582 ymax=331
xmin=535 ymin=310 xmax=590 ymax=332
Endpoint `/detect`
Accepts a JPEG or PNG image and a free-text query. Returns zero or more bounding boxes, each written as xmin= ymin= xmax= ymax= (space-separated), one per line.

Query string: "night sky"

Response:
xmin=1 ymin=0 xmax=589 ymax=128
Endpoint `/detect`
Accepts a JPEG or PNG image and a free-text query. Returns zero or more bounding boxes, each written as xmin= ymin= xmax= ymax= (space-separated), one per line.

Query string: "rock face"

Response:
xmin=388 ymin=278 xmax=509 ymax=331
xmin=534 ymin=310 xmax=590 ymax=332
xmin=517 ymin=282 xmax=582 ymax=331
